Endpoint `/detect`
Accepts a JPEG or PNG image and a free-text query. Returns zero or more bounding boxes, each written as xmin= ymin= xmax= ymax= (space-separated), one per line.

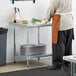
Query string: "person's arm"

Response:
xmin=46 ymin=0 xmax=57 ymax=21
xmin=41 ymin=0 xmax=57 ymax=24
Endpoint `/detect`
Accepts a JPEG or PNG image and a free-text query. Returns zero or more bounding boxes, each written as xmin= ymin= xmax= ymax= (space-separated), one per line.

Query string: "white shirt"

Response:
xmin=46 ymin=0 xmax=73 ymax=31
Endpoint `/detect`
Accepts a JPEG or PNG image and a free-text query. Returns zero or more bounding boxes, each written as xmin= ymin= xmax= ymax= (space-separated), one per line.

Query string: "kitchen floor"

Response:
xmin=0 ymin=57 xmax=52 ymax=73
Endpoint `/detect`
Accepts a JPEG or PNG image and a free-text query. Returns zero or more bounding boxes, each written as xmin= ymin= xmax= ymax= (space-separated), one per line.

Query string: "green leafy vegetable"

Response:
xmin=31 ymin=18 xmax=42 ymax=23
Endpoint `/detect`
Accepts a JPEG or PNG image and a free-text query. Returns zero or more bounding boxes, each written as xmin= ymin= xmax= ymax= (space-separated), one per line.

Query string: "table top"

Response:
xmin=63 ymin=55 xmax=76 ymax=63
xmin=10 ymin=22 xmax=52 ymax=28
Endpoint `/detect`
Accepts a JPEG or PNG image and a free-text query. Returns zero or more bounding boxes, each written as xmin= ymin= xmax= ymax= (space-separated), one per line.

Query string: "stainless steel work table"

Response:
xmin=11 ymin=22 xmax=52 ymax=67
xmin=63 ymin=55 xmax=76 ymax=76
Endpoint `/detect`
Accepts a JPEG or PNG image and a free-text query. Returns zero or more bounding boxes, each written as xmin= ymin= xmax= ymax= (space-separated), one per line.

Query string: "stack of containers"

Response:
xmin=20 ymin=43 xmax=46 ymax=56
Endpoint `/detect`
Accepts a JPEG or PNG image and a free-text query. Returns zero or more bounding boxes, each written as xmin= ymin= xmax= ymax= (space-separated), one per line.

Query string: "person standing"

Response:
xmin=43 ymin=0 xmax=74 ymax=70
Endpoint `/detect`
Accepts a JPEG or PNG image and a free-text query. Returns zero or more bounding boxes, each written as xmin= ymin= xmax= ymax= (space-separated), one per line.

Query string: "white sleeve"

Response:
xmin=46 ymin=0 xmax=57 ymax=21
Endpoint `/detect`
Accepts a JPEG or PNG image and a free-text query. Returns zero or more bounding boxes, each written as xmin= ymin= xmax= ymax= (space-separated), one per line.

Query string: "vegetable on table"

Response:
xmin=31 ymin=18 xmax=42 ymax=23
xmin=22 ymin=20 xmax=28 ymax=24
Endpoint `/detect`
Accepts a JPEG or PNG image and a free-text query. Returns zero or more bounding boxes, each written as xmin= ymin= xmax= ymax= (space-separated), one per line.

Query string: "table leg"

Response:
xmin=14 ymin=26 xmax=16 ymax=63
xmin=73 ymin=63 xmax=75 ymax=76
xmin=38 ymin=27 xmax=40 ymax=61
xmin=71 ymin=63 xmax=75 ymax=76
xmin=38 ymin=57 xmax=40 ymax=61
xmin=38 ymin=27 xmax=40 ymax=44
xmin=27 ymin=57 xmax=29 ymax=67
xmin=26 ymin=28 xmax=30 ymax=67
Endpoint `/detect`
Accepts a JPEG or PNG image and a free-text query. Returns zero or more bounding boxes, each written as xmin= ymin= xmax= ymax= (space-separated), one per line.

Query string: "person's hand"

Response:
xmin=41 ymin=18 xmax=48 ymax=24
